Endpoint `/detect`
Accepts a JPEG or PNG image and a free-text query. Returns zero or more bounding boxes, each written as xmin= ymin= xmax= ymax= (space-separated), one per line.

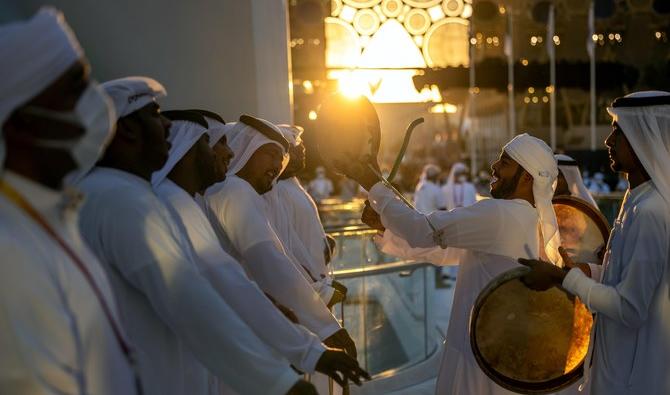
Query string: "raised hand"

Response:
xmin=315 ymin=348 xmax=371 ymax=387
xmin=361 ymin=200 xmax=385 ymax=232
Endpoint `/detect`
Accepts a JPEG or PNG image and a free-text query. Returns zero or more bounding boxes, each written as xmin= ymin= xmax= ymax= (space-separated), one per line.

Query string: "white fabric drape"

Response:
xmin=555 ymin=154 xmax=599 ymax=208
xmin=151 ymin=120 xmax=207 ymax=187
xmin=503 ymin=133 xmax=561 ymax=265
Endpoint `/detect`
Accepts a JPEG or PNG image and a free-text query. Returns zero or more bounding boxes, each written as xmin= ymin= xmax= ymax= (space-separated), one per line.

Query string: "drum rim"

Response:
xmin=469 ymin=267 xmax=586 ymax=394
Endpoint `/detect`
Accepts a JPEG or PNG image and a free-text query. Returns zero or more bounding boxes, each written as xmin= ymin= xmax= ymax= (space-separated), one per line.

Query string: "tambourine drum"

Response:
xmin=314 ymin=93 xmax=381 ymax=174
xmin=553 ymin=195 xmax=611 ymax=264
xmin=470 ymin=267 xmax=594 ymax=393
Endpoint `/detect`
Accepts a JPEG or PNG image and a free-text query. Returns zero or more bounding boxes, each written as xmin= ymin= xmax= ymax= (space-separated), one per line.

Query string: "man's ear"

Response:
xmin=116 ymin=116 xmax=141 ymax=142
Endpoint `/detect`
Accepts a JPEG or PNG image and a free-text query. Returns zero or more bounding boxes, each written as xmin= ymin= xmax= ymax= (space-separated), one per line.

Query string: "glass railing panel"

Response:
xmin=334 ymin=264 xmax=437 ymax=377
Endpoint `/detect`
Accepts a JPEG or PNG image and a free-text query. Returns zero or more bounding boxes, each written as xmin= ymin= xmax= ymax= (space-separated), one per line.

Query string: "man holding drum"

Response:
xmin=339 ymin=133 xmax=563 ymax=394
xmin=520 ymin=91 xmax=670 ymax=395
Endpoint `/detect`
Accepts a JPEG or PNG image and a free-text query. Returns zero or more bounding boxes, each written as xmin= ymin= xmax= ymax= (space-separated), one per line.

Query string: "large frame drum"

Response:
xmin=470 ymin=267 xmax=594 ymax=393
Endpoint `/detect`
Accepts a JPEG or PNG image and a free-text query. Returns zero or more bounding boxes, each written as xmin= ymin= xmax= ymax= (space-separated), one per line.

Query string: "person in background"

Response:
xmin=0 ymin=9 xmax=139 ymax=394
xmin=414 ymin=164 xmax=446 ymax=213
xmin=589 ymin=172 xmax=611 ymax=195
xmin=554 ymin=154 xmax=599 ymax=208
xmin=443 ymin=162 xmax=477 ymax=211
xmin=308 ymin=166 xmax=333 ymax=202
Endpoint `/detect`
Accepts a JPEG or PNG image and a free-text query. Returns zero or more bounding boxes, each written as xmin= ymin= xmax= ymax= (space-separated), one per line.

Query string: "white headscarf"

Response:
xmin=0 ymin=7 xmax=83 ymax=169
xmin=151 ymin=120 xmax=208 ymax=187
xmin=415 ymin=164 xmax=440 ymax=192
xmin=102 ymin=76 xmax=166 ymax=119
xmin=276 ymin=124 xmax=304 ymax=147
xmin=443 ymin=162 xmax=467 ymax=209
xmin=504 ymin=133 xmax=562 ymax=265
xmin=224 ymin=120 xmax=288 ymax=177
xmin=203 ymin=116 xmax=227 ymax=147
xmin=607 ymin=91 xmax=670 ymax=209
xmin=555 ymin=154 xmax=598 ymax=208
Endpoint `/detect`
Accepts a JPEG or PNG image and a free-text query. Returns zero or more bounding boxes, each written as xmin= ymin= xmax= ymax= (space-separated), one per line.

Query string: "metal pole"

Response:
xmin=589 ymin=1 xmax=597 ymax=151
xmin=548 ymin=4 xmax=556 ymax=151
xmin=507 ymin=6 xmax=515 ymax=139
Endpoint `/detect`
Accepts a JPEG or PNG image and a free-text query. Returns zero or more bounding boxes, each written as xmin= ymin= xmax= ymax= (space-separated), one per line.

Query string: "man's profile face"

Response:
xmin=194 ymin=134 xmax=218 ymax=191
xmin=131 ymin=103 xmax=172 ymax=173
xmin=605 ymin=122 xmax=638 ymax=173
xmin=490 ymin=151 xmax=525 ymax=199
xmin=212 ymin=135 xmax=234 ymax=182
xmin=237 ymin=143 xmax=284 ymax=194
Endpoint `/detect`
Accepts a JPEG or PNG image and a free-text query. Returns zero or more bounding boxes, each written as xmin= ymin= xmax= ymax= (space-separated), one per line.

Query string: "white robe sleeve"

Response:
xmin=95 ymin=200 xmax=299 ymax=395
xmin=197 ymin=256 xmax=326 ymax=372
xmin=207 ymin=181 xmax=341 ymax=340
xmin=0 ymin=241 xmax=85 ymax=394
xmin=243 ymin=241 xmax=341 ymax=339
xmin=562 ymin=208 xmax=666 ymax=329
xmin=369 ymin=182 xmax=503 ymax=259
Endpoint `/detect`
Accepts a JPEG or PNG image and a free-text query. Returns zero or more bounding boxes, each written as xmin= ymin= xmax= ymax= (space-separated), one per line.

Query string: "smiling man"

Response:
xmin=201 ymin=116 xmax=359 ymax=360
xmin=520 ymin=91 xmax=670 ymax=395
xmin=349 ymin=133 xmax=562 ymax=394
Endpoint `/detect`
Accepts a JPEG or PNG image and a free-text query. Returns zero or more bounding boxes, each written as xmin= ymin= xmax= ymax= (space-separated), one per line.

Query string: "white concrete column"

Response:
xmin=251 ymin=0 xmax=294 ymax=124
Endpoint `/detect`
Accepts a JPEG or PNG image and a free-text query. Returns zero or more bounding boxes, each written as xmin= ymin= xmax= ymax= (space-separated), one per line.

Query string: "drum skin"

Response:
xmin=470 ymin=267 xmax=594 ymax=394
xmin=314 ymin=93 xmax=381 ymax=174
xmin=553 ymin=195 xmax=610 ymax=264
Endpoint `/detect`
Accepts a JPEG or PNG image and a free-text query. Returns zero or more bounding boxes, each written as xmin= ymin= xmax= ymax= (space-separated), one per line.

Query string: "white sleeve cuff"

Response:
xmin=301 ymin=340 xmax=327 ymax=373
xmin=368 ymin=182 xmax=392 ymax=211
xmin=562 ymin=267 xmax=598 ymax=310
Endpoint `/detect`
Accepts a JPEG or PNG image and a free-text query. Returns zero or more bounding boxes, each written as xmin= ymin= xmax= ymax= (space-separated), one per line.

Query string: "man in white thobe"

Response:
xmin=201 ymin=116 xmax=358 ymax=357
xmin=78 ymin=78 xmax=308 ymax=395
xmin=308 ymin=166 xmax=333 ymax=202
xmin=352 ymin=134 xmax=565 ymax=394
xmin=152 ymin=110 xmax=367 ymax=387
xmin=264 ymin=124 xmax=344 ymax=307
xmin=520 ymin=91 xmax=670 ymax=395
xmin=588 ymin=172 xmax=611 ymax=194
xmin=554 ymin=154 xmax=599 ymax=208
xmin=0 ymin=9 xmax=138 ymax=394
xmin=443 ymin=162 xmax=478 ymax=211
xmin=414 ymin=164 xmax=447 ymax=214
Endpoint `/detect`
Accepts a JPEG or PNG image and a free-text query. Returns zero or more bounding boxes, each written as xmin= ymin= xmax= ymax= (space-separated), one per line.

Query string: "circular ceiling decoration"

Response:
xmin=442 ymin=0 xmax=464 ymax=17
xmin=423 ymin=17 xmax=470 ymax=67
xmin=404 ymin=8 xmax=431 ymax=35
xmin=353 ymin=8 xmax=381 ymax=35
xmin=381 ymin=0 xmax=403 ymax=17
xmin=342 ymin=0 xmax=383 ymax=8
xmin=402 ymin=0 xmax=442 ymax=9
